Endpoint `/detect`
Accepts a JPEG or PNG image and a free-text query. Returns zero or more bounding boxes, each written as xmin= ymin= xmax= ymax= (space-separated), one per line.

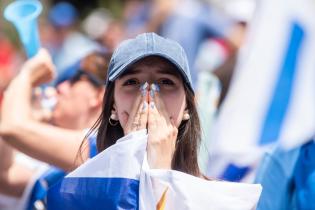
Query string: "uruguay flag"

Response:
xmin=47 ymin=129 xmax=147 ymax=210
xmin=213 ymin=0 xmax=315 ymax=167
xmin=47 ymin=129 xmax=261 ymax=210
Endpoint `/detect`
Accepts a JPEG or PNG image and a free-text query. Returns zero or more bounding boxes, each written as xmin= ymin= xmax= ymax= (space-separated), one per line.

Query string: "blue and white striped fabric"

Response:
xmin=47 ymin=130 xmax=147 ymax=210
xmin=25 ymin=134 xmax=98 ymax=210
xmin=213 ymin=0 xmax=315 ymax=167
xmin=47 ymin=129 xmax=262 ymax=210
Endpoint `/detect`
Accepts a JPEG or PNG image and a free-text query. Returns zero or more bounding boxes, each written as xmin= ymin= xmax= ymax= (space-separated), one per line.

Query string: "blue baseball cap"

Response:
xmin=55 ymin=50 xmax=110 ymax=86
xmin=107 ymin=33 xmax=194 ymax=93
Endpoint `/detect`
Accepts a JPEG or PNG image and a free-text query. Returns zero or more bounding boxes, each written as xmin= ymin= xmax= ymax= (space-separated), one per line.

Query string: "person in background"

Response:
xmin=82 ymin=8 xmax=125 ymax=51
xmin=44 ymin=1 xmax=101 ymax=75
xmin=122 ymin=0 xmax=238 ymax=88
xmin=0 ymin=49 xmax=111 ymax=209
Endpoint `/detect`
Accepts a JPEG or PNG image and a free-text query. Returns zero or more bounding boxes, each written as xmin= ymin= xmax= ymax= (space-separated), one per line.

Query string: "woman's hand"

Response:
xmin=122 ymin=83 xmax=149 ymax=135
xmin=121 ymin=83 xmax=178 ymax=169
xmin=0 ymin=49 xmax=55 ymax=135
xmin=147 ymin=84 xmax=178 ymax=169
xmin=20 ymin=48 xmax=56 ymax=87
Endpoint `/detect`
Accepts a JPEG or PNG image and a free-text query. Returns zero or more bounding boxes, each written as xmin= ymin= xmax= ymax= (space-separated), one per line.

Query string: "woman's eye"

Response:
xmin=158 ymin=79 xmax=175 ymax=86
xmin=123 ymin=79 xmax=140 ymax=86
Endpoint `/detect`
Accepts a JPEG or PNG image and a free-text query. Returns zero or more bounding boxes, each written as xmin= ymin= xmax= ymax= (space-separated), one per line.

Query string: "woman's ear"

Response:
xmin=110 ymin=103 xmax=119 ymax=121
xmin=182 ymin=109 xmax=190 ymax=121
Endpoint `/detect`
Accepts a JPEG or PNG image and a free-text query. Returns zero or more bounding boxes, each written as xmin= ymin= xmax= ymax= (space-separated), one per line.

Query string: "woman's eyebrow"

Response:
xmin=119 ymin=67 xmax=181 ymax=78
xmin=119 ymin=68 xmax=141 ymax=78
xmin=157 ymin=69 xmax=181 ymax=78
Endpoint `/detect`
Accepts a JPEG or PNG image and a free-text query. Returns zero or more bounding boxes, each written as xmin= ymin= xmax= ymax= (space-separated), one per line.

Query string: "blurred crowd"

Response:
xmin=0 ymin=0 xmax=251 ymax=96
xmin=0 ymin=0 xmax=255 ymax=209
xmin=0 ymin=0 xmax=289 ymax=209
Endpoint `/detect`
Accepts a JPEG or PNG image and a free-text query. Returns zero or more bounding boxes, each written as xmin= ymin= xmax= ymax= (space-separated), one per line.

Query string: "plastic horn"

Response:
xmin=4 ymin=0 xmax=42 ymax=58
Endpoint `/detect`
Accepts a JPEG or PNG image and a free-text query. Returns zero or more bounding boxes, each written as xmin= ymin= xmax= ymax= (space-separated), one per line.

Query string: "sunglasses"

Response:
xmin=69 ymin=69 xmax=103 ymax=87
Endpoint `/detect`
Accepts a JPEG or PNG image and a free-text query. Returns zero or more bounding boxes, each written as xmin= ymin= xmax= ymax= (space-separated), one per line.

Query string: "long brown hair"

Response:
xmin=88 ymin=79 xmax=201 ymax=176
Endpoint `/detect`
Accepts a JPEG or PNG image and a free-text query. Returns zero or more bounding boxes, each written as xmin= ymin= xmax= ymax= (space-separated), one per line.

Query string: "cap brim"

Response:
xmin=108 ymin=53 xmax=194 ymax=93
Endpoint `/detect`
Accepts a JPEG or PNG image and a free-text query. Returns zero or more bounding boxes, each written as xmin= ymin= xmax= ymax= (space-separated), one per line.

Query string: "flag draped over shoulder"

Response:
xmin=213 ymin=0 xmax=315 ymax=166
xmin=47 ymin=130 xmax=147 ymax=210
xmin=47 ymin=129 xmax=261 ymax=210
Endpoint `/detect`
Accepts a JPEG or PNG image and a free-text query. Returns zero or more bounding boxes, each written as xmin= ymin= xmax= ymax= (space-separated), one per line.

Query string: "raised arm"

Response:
xmin=0 ymin=138 xmax=34 ymax=197
xmin=0 ymin=49 xmax=89 ymax=172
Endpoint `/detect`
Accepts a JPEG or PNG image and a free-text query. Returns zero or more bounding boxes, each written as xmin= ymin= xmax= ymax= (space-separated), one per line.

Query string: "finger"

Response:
xmin=132 ymin=91 xmax=149 ymax=131
xmin=138 ymin=91 xmax=149 ymax=130
xmin=148 ymin=97 xmax=170 ymax=135
xmin=24 ymin=49 xmax=56 ymax=86
xmin=148 ymin=100 xmax=159 ymax=132
xmin=170 ymin=118 xmax=178 ymax=148
xmin=34 ymin=48 xmax=56 ymax=74
xmin=125 ymin=93 xmax=143 ymax=132
xmin=149 ymin=84 xmax=171 ymax=125
xmin=121 ymin=111 xmax=129 ymax=127
xmin=125 ymin=83 xmax=149 ymax=132
xmin=33 ymin=87 xmax=42 ymax=98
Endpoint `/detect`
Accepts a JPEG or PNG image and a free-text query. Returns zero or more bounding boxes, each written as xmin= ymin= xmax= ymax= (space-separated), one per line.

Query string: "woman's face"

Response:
xmin=114 ymin=56 xmax=187 ymax=129
xmin=53 ymin=79 xmax=100 ymax=129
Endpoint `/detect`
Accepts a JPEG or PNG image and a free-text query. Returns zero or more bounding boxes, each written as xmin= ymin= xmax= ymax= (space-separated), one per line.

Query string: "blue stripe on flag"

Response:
xmin=259 ymin=22 xmax=305 ymax=145
xmin=219 ymin=163 xmax=250 ymax=182
xmin=47 ymin=177 xmax=139 ymax=210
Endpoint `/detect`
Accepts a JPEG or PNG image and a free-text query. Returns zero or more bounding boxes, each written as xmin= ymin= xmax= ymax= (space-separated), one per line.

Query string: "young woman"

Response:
xmin=0 ymin=50 xmax=111 ymax=210
xmin=47 ymin=32 xmax=261 ymax=210
xmin=91 ymin=32 xmax=201 ymax=176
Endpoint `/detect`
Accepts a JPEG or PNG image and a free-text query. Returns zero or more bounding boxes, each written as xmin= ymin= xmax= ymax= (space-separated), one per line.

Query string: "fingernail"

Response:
xmin=150 ymin=101 xmax=155 ymax=109
xmin=150 ymin=83 xmax=160 ymax=98
xmin=140 ymin=82 xmax=149 ymax=96
xmin=141 ymin=89 xmax=146 ymax=97
xmin=140 ymin=82 xmax=149 ymax=90
xmin=142 ymin=101 xmax=148 ymax=111
xmin=151 ymin=83 xmax=160 ymax=92
xmin=150 ymin=89 xmax=154 ymax=98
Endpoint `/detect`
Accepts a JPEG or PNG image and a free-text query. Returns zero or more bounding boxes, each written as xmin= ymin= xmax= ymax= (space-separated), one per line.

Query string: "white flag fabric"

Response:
xmin=141 ymin=159 xmax=262 ymax=210
xmin=213 ymin=0 xmax=315 ymax=165
xmin=48 ymin=129 xmax=147 ymax=210
xmin=48 ymin=129 xmax=261 ymax=210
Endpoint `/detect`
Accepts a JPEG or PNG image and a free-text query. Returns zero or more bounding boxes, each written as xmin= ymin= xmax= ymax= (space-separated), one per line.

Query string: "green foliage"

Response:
xmin=0 ymin=0 xmax=22 ymax=49
xmin=97 ymin=0 xmax=125 ymax=18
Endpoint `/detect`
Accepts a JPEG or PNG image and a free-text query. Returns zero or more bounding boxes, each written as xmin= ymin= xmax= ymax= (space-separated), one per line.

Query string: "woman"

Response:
xmin=0 ymin=50 xmax=111 ymax=210
xmin=49 ymin=33 xmax=261 ymax=210
xmin=92 ymin=32 xmax=200 ymax=175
